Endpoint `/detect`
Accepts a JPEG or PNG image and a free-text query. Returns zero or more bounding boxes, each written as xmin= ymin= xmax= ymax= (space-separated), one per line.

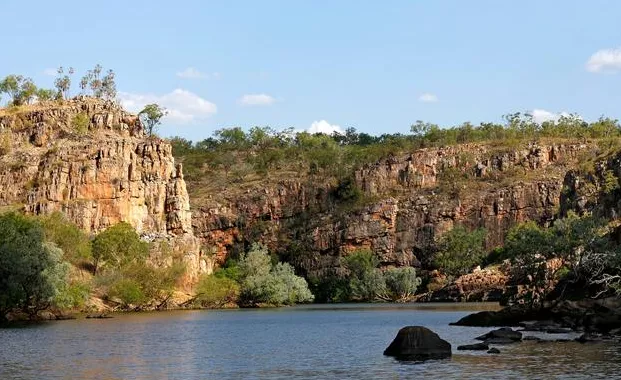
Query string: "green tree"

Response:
xmin=195 ymin=274 xmax=240 ymax=307
xmin=434 ymin=225 xmax=487 ymax=277
xmin=91 ymin=222 xmax=148 ymax=274
xmin=384 ymin=267 xmax=422 ymax=301
xmin=36 ymin=88 xmax=56 ymax=102
xmin=139 ymin=103 xmax=167 ymax=136
xmin=238 ymin=244 xmax=314 ymax=306
xmin=40 ymin=212 xmax=92 ymax=265
xmin=54 ymin=66 xmax=74 ymax=99
xmin=0 ymin=213 xmax=68 ymax=319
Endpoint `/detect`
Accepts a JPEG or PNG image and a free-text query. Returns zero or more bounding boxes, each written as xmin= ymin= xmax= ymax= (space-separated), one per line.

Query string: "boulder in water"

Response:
xmin=384 ymin=326 xmax=452 ymax=361
xmin=457 ymin=342 xmax=489 ymax=351
xmin=475 ymin=327 xmax=522 ymax=343
xmin=487 ymin=348 xmax=500 ymax=354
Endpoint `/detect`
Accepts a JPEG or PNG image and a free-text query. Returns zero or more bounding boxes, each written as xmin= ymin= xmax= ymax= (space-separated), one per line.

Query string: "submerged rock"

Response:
xmin=384 ymin=326 xmax=452 ymax=361
xmin=487 ymin=348 xmax=501 ymax=354
xmin=457 ymin=343 xmax=489 ymax=351
xmin=475 ymin=327 xmax=522 ymax=343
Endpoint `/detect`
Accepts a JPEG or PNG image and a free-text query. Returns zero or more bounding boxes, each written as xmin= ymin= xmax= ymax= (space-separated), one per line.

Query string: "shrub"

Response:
xmin=40 ymin=212 xmax=92 ymax=266
xmin=238 ymin=244 xmax=314 ymax=306
xmin=434 ymin=226 xmax=487 ymax=277
xmin=72 ymin=113 xmax=89 ymax=135
xmin=92 ymin=222 xmax=149 ymax=273
xmin=195 ymin=275 xmax=240 ymax=307
xmin=54 ymin=281 xmax=91 ymax=309
xmin=0 ymin=213 xmax=68 ymax=319
xmin=109 ymin=278 xmax=145 ymax=306
xmin=384 ymin=267 xmax=422 ymax=301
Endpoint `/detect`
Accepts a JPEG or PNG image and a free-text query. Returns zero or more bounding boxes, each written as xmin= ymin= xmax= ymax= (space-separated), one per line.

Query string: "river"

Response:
xmin=1 ymin=303 xmax=620 ymax=379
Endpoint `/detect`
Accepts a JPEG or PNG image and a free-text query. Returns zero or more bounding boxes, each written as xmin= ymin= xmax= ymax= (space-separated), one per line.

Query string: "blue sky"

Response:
xmin=2 ymin=1 xmax=621 ymax=140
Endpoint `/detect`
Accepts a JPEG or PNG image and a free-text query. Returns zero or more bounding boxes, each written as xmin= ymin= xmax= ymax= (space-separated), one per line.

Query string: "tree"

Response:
xmin=0 ymin=213 xmax=68 ymax=319
xmin=40 ymin=212 xmax=92 ymax=265
xmin=0 ymin=75 xmax=37 ymax=106
xmin=80 ymin=64 xmax=116 ymax=99
xmin=384 ymin=267 xmax=422 ymax=301
xmin=434 ymin=225 xmax=487 ymax=277
xmin=91 ymin=222 xmax=148 ymax=274
xmin=139 ymin=103 xmax=167 ymax=136
xmin=195 ymin=275 xmax=240 ymax=308
xmin=36 ymin=88 xmax=56 ymax=102
xmin=54 ymin=66 xmax=74 ymax=99
xmin=238 ymin=244 xmax=314 ymax=306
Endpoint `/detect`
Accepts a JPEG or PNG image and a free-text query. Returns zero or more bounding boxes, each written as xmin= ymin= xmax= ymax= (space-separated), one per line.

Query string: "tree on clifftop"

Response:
xmin=139 ymin=103 xmax=167 ymax=136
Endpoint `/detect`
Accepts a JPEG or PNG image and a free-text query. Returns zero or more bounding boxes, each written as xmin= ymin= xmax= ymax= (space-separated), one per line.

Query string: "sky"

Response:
xmin=2 ymin=0 xmax=621 ymax=141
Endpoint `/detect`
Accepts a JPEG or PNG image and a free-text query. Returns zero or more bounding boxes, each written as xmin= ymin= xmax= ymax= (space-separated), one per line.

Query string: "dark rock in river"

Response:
xmin=450 ymin=306 xmax=538 ymax=327
xmin=487 ymin=348 xmax=501 ymax=354
xmin=457 ymin=343 xmax=489 ymax=351
xmin=86 ymin=313 xmax=113 ymax=319
xmin=384 ymin=326 xmax=452 ymax=361
xmin=476 ymin=327 xmax=522 ymax=343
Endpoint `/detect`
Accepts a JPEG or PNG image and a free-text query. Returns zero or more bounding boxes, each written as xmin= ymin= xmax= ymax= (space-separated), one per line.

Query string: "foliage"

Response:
xmin=195 ymin=275 xmax=240 ymax=307
xmin=237 ymin=244 xmax=314 ymax=306
xmin=342 ymin=249 xmax=421 ymax=302
xmin=104 ymin=261 xmax=185 ymax=308
xmin=503 ymin=213 xmax=610 ymax=307
xmin=72 ymin=112 xmax=90 ymax=135
xmin=384 ymin=267 xmax=422 ymax=301
xmin=53 ymin=281 xmax=91 ymax=309
xmin=91 ymin=222 xmax=149 ymax=274
xmin=54 ymin=67 xmax=74 ymax=99
xmin=434 ymin=226 xmax=487 ymax=277
xmin=0 ymin=213 xmax=68 ymax=318
xmin=36 ymin=88 xmax=56 ymax=102
xmin=80 ymin=64 xmax=116 ymax=100
xmin=0 ymin=75 xmax=37 ymax=106
xmin=139 ymin=103 xmax=168 ymax=137
xmin=40 ymin=212 xmax=92 ymax=265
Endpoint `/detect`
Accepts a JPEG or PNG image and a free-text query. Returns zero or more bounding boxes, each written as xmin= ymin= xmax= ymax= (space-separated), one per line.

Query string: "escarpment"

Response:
xmin=0 ymin=99 xmax=209 ymax=285
xmin=190 ymin=142 xmax=590 ymax=279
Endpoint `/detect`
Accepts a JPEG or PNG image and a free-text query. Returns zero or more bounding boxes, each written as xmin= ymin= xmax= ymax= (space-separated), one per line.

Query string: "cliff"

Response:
xmin=189 ymin=142 xmax=590 ymax=281
xmin=0 ymin=99 xmax=209 ymax=285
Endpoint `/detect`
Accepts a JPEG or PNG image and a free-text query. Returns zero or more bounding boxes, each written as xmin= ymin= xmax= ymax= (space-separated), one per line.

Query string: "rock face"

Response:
xmin=0 ymin=99 xmax=209 ymax=285
xmin=190 ymin=142 xmax=587 ymax=282
xmin=383 ymin=326 xmax=452 ymax=361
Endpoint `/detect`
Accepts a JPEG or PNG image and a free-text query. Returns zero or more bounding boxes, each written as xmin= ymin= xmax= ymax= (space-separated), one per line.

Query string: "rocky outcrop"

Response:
xmin=0 ymin=99 xmax=209 ymax=286
xmin=383 ymin=326 xmax=452 ymax=361
xmin=426 ymin=266 xmax=508 ymax=302
xmin=191 ymin=143 xmax=588 ymax=281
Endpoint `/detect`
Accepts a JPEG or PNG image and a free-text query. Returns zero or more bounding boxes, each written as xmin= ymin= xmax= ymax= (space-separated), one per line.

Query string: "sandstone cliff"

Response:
xmin=190 ymin=142 xmax=589 ymax=281
xmin=0 ymin=99 xmax=209 ymax=285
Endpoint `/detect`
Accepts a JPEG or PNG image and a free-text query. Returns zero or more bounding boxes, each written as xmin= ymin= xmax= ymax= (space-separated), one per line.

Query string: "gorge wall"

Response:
xmin=0 ymin=99 xmax=209 ymax=285
xmin=190 ymin=142 xmax=590 ymax=280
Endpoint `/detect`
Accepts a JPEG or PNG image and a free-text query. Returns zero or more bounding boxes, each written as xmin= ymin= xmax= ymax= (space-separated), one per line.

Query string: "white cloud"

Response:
xmin=531 ymin=109 xmax=573 ymax=124
xmin=43 ymin=68 xmax=57 ymax=76
xmin=419 ymin=93 xmax=439 ymax=103
xmin=238 ymin=93 xmax=276 ymax=106
xmin=308 ymin=120 xmax=344 ymax=135
xmin=119 ymin=89 xmax=217 ymax=124
xmin=176 ymin=67 xmax=206 ymax=79
xmin=586 ymin=48 xmax=621 ymax=73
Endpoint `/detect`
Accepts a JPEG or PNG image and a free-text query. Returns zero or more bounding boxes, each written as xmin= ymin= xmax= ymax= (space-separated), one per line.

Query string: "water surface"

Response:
xmin=1 ymin=303 xmax=620 ymax=379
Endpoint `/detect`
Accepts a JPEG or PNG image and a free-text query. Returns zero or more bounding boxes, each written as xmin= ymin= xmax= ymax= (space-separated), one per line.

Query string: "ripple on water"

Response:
xmin=1 ymin=304 xmax=620 ymax=380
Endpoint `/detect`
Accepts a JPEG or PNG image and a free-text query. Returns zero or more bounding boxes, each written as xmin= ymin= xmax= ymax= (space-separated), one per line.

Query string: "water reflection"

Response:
xmin=1 ymin=304 xmax=620 ymax=379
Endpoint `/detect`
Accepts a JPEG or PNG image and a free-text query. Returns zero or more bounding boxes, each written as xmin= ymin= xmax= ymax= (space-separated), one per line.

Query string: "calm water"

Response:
xmin=2 ymin=303 xmax=621 ymax=379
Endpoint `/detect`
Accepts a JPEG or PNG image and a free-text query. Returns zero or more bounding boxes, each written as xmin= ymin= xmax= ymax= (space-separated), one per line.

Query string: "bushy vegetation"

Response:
xmin=0 ymin=65 xmax=117 ymax=107
xmin=434 ymin=225 xmax=487 ymax=277
xmin=169 ymin=115 xmax=621 ymax=191
xmin=495 ymin=212 xmax=620 ymax=307
xmin=195 ymin=244 xmax=314 ymax=307
xmin=0 ymin=210 xmax=188 ymax=321
xmin=343 ymin=249 xmax=422 ymax=302
xmin=0 ymin=213 xmax=69 ymax=318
